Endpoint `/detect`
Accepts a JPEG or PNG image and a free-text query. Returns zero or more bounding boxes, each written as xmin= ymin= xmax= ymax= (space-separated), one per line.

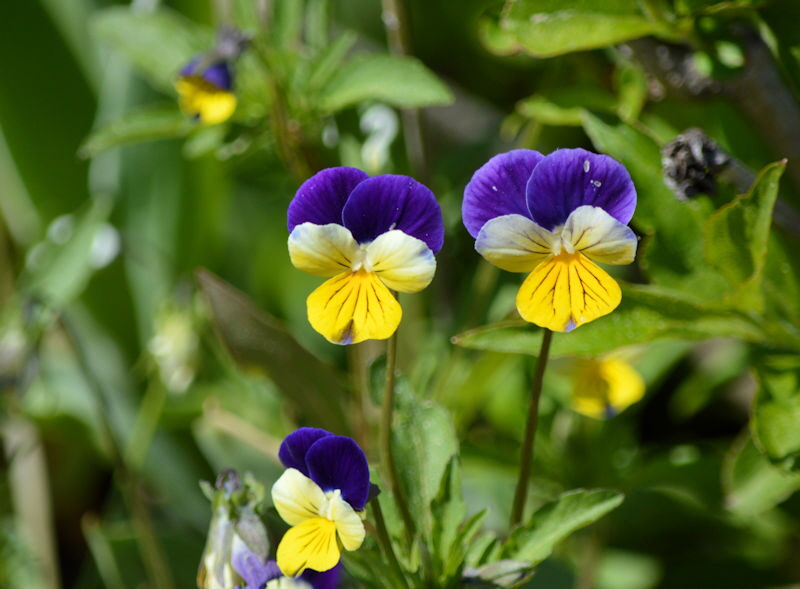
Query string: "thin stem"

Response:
xmin=370 ymin=497 xmax=411 ymax=589
xmin=378 ymin=329 xmax=416 ymax=539
xmin=510 ymin=328 xmax=554 ymax=528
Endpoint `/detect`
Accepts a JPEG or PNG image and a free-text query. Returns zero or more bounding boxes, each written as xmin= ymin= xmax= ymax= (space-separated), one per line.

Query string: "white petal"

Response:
xmin=562 ymin=206 xmax=637 ymax=265
xmin=365 ymin=230 xmax=436 ymax=293
xmin=475 ymin=214 xmax=555 ymax=272
xmin=325 ymin=493 xmax=365 ymax=551
xmin=288 ymin=223 xmax=359 ymax=276
xmin=271 ymin=469 xmax=326 ymax=526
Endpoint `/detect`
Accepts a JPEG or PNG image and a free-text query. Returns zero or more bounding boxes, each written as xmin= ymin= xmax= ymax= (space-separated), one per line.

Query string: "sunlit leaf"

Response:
xmin=704 ymin=160 xmax=785 ymax=313
xmin=481 ymin=0 xmax=668 ymax=57
xmin=503 ymin=489 xmax=624 ymax=565
xmin=320 ymin=54 xmax=454 ymax=113
xmin=752 ymin=355 xmax=800 ymax=468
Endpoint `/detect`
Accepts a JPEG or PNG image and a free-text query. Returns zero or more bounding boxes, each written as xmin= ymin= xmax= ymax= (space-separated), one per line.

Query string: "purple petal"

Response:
xmin=341 ymin=175 xmax=444 ymax=253
xmin=462 ymin=149 xmax=544 ymax=238
xmin=179 ymin=56 xmax=202 ymax=77
xmin=306 ymin=436 xmax=370 ymax=510
xmin=526 ymin=148 xmax=636 ymax=230
xmin=278 ymin=428 xmax=333 ymax=475
xmin=202 ymin=62 xmax=234 ymax=91
xmin=231 ymin=546 xmax=280 ymax=589
xmin=303 ymin=562 xmax=342 ymax=589
xmin=288 ymin=168 xmax=370 ymax=232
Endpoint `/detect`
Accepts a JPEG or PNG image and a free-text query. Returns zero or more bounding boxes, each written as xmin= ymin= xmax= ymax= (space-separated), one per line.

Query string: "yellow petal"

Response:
xmin=516 ymin=253 xmax=621 ymax=332
xmin=289 ymin=223 xmax=359 ymax=277
xmin=561 ymin=206 xmax=637 ymax=265
xmin=365 ymin=230 xmax=436 ymax=293
xmin=276 ymin=518 xmax=340 ymax=577
xmin=325 ymin=493 xmax=365 ymax=551
xmin=571 ymin=357 xmax=645 ymax=418
xmin=272 ymin=469 xmax=326 ymax=526
xmin=307 ymin=270 xmax=401 ymax=344
xmin=176 ymin=77 xmax=236 ymax=124
xmin=475 ymin=214 xmax=555 ymax=272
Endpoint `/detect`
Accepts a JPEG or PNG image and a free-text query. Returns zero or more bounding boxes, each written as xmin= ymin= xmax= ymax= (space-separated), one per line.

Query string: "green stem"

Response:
xmin=371 ymin=497 xmax=411 ymax=589
xmin=378 ymin=329 xmax=416 ymax=539
xmin=509 ymin=328 xmax=554 ymax=528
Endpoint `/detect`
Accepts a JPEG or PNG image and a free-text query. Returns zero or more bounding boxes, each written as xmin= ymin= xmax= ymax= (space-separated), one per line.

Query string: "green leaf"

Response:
xmin=21 ymin=197 xmax=113 ymax=308
xmin=723 ymin=433 xmax=800 ymax=516
xmin=392 ymin=387 xmax=459 ymax=543
xmin=320 ymin=54 xmax=454 ymax=112
xmin=704 ymin=160 xmax=785 ymax=313
xmin=481 ymin=0 xmax=668 ymax=57
xmin=452 ymin=284 xmax=766 ymax=357
xmin=79 ymin=106 xmax=195 ymax=158
xmin=91 ymin=7 xmax=210 ymax=92
xmin=195 ymin=269 xmax=350 ymax=434
xmin=462 ymin=560 xmax=534 ymax=588
xmin=503 ymin=489 xmax=624 ymax=565
xmin=752 ymin=355 xmax=800 ymax=468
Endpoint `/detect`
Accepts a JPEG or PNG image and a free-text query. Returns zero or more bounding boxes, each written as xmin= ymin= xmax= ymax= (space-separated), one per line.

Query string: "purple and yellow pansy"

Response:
xmin=288 ymin=167 xmax=444 ymax=344
xmin=462 ymin=148 xmax=638 ymax=332
xmin=175 ymin=59 xmax=237 ymax=124
xmin=271 ymin=428 xmax=371 ymax=577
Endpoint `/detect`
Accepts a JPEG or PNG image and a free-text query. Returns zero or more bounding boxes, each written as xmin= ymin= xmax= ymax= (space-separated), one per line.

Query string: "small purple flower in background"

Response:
xmin=287 ymin=167 xmax=444 ymax=344
xmin=232 ymin=550 xmax=342 ymax=589
xmin=271 ymin=428 xmax=371 ymax=577
xmin=462 ymin=148 xmax=637 ymax=332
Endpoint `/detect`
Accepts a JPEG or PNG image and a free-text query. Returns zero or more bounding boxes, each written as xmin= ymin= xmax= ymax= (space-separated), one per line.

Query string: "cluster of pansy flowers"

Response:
xmin=176 ymin=27 xmax=249 ymax=125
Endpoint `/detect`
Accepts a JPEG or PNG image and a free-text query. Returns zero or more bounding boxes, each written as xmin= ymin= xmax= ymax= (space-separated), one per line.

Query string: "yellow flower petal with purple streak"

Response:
xmin=571 ymin=357 xmax=645 ymax=418
xmin=516 ymin=253 xmax=621 ymax=332
xmin=561 ymin=205 xmax=637 ymax=265
xmin=289 ymin=223 xmax=360 ymax=277
xmin=276 ymin=517 xmax=339 ymax=577
xmin=474 ymin=214 xmax=555 ymax=272
xmin=306 ymin=270 xmax=401 ymax=344
xmin=176 ymin=76 xmax=236 ymax=124
xmin=365 ymin=230 xmax=436 ymax=293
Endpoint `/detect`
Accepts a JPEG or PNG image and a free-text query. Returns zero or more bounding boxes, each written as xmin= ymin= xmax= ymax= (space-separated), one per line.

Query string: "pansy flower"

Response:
xmin=462 ymin=148 xmax=637 ymax=332
xmin=570 ymin=356 xmax=645 ymax=419
xmin=176 ymin=59 xmax=238 ymax=124
xmin=176 ymin=27 xmax=248 ymax=124
xmin=288 ymin=167 xmax=444 ymax=344
xmin=271 ymin=428 xmax=371 ymax=577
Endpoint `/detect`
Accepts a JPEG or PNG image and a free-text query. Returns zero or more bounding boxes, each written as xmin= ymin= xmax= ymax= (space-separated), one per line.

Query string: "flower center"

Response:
xmin=549 ymin=225 xmax=576 ymax=256
xmin=349 ymin=243 xmax=374 ymax=273
xmin=320 ymin=489 xmax=344 ymax=520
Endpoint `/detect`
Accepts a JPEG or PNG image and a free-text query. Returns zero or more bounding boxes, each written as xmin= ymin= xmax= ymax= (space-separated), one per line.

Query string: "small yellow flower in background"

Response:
xmin=176 ymin=27 xmax=248 ymax=125
xmin=570 ymin=356 xmax=645 ymax=419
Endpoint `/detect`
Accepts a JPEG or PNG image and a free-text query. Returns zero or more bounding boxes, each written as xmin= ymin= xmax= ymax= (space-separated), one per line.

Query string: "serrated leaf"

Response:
xmin=503 ymin=489 xmax=623 ymax=565
xmin=91 ymin=7 xmax=210 ymax=92
xmin=704 ymin=160 xmax=785 ymax=313
xmin=482 ymin=0 xmax=667 ymax=58
xmin=392 ymin=389 xmax=459 ymax=543
xmin=320 ymin=54 xmax=454 ymax=112
xmin=196 ymin=269 xmax=350 ymax=434
xmin=79 ymin=106 xmax=195 ymax=158
xmin=723 ymin=433 xmax=800 ymax=516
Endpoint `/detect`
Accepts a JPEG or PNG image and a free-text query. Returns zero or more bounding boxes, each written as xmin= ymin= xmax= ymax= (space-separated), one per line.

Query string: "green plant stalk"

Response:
xmin=379 ymin=329 xmax=417 ymax=540
xmin=370 ymin=496 xmax=411 ymax=589
xmin=509 ymin=328 xmax=553 ymax=527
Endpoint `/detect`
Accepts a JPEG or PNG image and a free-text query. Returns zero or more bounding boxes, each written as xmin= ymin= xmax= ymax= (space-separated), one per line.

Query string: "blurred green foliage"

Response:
xmin=3 ymin=0 xmax=800 ymax=588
